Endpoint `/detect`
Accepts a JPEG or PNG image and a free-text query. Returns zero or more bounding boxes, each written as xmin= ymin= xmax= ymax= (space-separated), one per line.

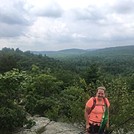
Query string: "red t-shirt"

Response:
xmin=86 ymin=97 xmax=110 ymax=124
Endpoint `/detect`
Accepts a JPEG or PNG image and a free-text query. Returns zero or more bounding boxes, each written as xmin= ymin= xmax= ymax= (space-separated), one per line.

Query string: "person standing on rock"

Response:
xmin=85 ymin=86 xmax=110 ymax=134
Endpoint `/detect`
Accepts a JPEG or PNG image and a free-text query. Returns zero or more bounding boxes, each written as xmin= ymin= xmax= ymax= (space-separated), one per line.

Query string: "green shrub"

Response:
xmin=0 ymin=105 xmax=27 ymax=130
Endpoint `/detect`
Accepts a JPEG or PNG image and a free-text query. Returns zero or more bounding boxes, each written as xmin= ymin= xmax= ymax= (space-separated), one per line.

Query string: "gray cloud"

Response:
xmin=112 ymin=0 xmax=134 ymax=14
xmin=31 ymin=2 xmax=63 ymax=18
xmin=0 ymin=23 xmax=27 ymax=38
xmin=0 ymin=0 xmax=31 ymax=25
xmin=72 ymin=6 xmax=104 ymax=22
xmin=0 ymin=0 xmax=33 ymax=38
xmin=0 ymin=11 xmax=30 ymax=25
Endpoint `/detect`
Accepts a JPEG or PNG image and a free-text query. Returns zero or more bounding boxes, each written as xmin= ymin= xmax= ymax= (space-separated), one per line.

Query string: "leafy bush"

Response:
xmin=58 ymin=86 xmax=89 ymax=123
xmin=0 ymin=105 xmax=27 ymax=130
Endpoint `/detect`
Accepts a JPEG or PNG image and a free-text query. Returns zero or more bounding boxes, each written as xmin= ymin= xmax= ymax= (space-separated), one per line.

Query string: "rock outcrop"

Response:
xmin=14 ymin=116 xmax=83 ymax=134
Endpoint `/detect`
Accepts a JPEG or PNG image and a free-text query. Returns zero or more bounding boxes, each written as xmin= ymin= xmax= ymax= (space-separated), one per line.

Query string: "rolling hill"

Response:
xmin=31 ymin=45 xmax=134 ymax=59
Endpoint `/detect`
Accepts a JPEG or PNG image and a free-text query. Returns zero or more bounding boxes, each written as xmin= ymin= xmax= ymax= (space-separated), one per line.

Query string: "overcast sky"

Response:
xmin=0 ymin=0 xmax=134 ymax=51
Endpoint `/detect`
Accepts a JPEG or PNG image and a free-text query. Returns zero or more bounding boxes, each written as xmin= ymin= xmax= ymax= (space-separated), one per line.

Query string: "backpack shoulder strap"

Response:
xmin=89 ymin=97 xmax=96 ymax=114
xmin=103 ymin=97 xmax=108 ymax=107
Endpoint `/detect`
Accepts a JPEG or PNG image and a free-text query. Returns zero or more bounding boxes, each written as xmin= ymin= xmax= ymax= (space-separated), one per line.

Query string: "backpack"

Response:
xmin=89 ymin=97 xmax=108 ymax=114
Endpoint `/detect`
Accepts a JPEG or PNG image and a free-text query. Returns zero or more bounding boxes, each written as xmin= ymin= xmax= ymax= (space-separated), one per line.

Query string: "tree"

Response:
xmin=104 ymin=76 xmax=134 ymax=133
xmin=0 ymin=69 xmax=27 ymax=131
xmin=84 ymin=64 xmax=100 ymax=85
xmin=58 ymin=86 xmax=89 ymax=123
xmin=32 ymin=74 xmax=63 ymax=97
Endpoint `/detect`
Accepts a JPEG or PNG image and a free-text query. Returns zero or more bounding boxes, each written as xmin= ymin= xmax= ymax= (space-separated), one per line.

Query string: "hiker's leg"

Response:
xmin=85 ymin=125 xmax=90 ymax=134
xmin=88 ymin=124 xmax=101 ymax=134
xmin=88 ymin=124 xmax=97 ymax=134
xmin=93 ymin=124 xmax=100 ymax=134
xmin=87 ymin=124 xmax=94 ymax=134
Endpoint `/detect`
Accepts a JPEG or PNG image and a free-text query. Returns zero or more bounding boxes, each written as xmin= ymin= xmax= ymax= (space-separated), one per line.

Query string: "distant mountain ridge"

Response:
xmin=31 ymin=45 xmax=134 ymax=58
xmin=32 ymin=48 xmax=88 ymax=58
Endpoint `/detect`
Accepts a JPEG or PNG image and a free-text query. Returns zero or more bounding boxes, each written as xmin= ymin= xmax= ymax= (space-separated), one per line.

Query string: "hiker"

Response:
xmin=85 ymin=86 xmax=110 ymax=134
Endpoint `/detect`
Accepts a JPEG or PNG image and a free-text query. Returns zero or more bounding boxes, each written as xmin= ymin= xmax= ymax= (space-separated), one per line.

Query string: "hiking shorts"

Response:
xmin=87 ymin=123 xmax=104 ymax=134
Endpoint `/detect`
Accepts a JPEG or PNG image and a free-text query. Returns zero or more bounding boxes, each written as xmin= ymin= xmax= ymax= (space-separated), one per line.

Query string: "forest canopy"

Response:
xmin=0 ymin=46 xmax=133 ymax=133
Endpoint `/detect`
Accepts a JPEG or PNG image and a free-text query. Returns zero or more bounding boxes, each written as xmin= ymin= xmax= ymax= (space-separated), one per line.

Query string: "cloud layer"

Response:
xmin=0 ymin=0 xmax=134 ymax=51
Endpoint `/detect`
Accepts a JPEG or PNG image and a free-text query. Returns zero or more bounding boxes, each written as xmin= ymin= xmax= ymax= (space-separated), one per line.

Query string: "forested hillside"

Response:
xmin=54 ymin=45 xmax=134 ymax=76
xmin=0 ymin=46 xmax=133 ymax=133
xmin=32 ymin=46 xmax=134 ymax=75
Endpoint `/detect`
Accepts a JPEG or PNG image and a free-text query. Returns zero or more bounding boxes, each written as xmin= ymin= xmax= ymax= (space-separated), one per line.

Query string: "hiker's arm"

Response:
xmin=85 ymin=106 xmax=91 ymax=130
